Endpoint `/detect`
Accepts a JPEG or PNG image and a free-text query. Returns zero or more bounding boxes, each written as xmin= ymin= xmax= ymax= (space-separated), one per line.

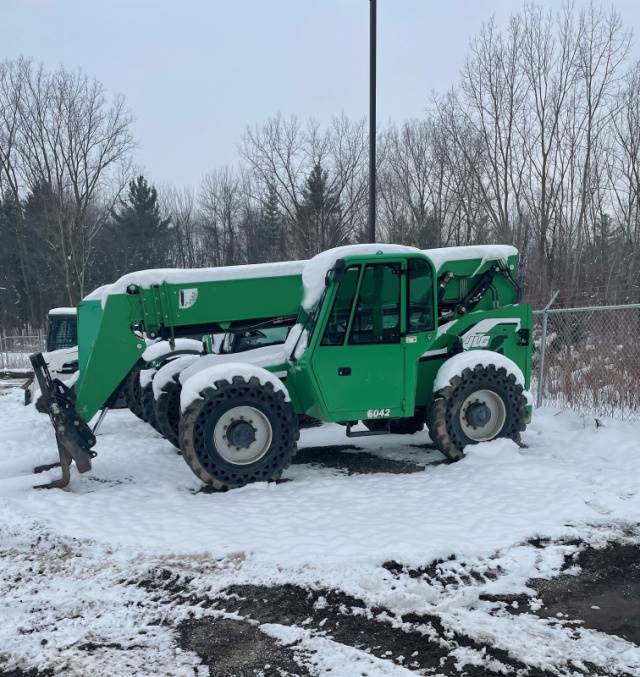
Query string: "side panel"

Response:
xmin=415 ymin=305 xmax=533 ymax=408
xmin=76 ymin=295 xmax=145 ymax=421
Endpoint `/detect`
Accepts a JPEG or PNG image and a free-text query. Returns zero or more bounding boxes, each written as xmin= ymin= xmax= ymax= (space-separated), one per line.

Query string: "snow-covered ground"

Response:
xmin=1 ymin=386 xmax=639 ymax=676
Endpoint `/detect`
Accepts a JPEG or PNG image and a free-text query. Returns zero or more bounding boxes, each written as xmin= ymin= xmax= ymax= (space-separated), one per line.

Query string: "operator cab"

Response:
xmin=304 ymin=252 xmax=437 ymax=423
xmin=44 ymin=307 xmax=79 ymax=377
xmin=25 ymin=307 xmax=79 ymax=407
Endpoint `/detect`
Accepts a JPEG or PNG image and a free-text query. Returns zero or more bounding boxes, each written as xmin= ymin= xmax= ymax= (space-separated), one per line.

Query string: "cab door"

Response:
xmin=310 ymin=261 xmax=406 ymax=419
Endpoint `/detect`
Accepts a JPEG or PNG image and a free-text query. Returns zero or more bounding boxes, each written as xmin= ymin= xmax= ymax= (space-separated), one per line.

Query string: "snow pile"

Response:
xmin=302 ymin=244 xmax=419 ymax=310
xmin=139 ymin=368 xmax=155 ymax=388
xmin=141 ymin=338 xmax=203 ymax=363
xmin=152 ymin=354 xmax=200 ymax=398
xmin=180 ymin=362 xmax=290 ymax=411
xmin=433 ymin=349 xmax=525 ymax=391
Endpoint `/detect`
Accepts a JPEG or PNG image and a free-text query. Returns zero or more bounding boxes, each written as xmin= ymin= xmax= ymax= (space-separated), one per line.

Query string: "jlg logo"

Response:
xmin=462 ymin=333 xmax=491 ymax=349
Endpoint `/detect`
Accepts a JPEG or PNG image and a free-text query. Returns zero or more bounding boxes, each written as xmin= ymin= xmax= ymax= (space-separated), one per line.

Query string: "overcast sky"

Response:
xmin=3 ymin=0 xmax=639 ymax=188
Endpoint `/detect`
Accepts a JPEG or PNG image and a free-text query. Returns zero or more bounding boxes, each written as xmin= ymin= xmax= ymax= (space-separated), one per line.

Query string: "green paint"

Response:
xmin=73 ymin=249 xmax=531 ymax=426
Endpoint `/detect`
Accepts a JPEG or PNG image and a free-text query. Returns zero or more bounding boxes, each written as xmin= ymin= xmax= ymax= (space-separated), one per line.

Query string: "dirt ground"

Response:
xmin=157 ymin=540 xmax=638 ymax=677
xmin=531 ymin=542 xmax=640 ymax=646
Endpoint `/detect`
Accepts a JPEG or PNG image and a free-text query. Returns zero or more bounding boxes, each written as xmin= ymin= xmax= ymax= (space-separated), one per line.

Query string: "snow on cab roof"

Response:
xmin=424 ymin=244 xmax=518 ymax=271
xmin=302 ymin=243 xmax=419 ymax=310
xmin=48 ymin=307 xmax=77 ymax=316
xmin=302 ymin=243 xmax=518 ymax=310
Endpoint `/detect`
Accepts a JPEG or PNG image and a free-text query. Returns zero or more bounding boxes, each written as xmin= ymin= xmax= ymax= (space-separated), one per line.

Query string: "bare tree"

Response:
xmin=18 ymin=64 xmax=134 ymax=299
xmin=199 ymin=167 xmax=242 ymax=266
xmin=241 ymin=114 xmax=367 ymax=257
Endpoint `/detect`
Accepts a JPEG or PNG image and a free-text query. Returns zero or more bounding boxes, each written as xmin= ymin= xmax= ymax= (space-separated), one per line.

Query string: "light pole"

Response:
xmin=368 ymin=0 xmax=377 ymax=243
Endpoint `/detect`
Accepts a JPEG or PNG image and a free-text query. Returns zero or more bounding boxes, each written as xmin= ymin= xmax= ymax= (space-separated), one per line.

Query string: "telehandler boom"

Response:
xmin=32 ymin=244 xmax=532 ymax=489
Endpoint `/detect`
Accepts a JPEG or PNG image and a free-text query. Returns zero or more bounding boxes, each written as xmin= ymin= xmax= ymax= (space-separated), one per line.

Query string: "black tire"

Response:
xmin=179 ymin=375 xmax=299 ymax=490
xmin=430 ymin=363 xmax=527 ymax=462
xmin=154 ymin=378 xmax=182 ymax=448
xmin=141 ymin=380 xmax=163 ymax=433
xmin=125 ymin=365 xmax=145 ymax=420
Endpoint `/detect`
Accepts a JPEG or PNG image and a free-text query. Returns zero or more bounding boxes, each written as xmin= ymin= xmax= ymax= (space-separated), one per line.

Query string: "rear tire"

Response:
xmin=125 ymin=365 xmax=145 ymax=421
xmin=179 ymin=376 xmax=299 ymax=490
xmin=430 ymin=363 xmax=527 ymax=461
xmin=141 ymin=380 xmax=162 ymax=433
xmin=154 ymin=379 xmax=182 ymax=448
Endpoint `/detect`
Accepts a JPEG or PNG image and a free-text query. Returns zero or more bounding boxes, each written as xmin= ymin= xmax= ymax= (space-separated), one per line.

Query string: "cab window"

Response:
xmin=47 ymin=317 xmax=77 ymax=352
xmin=349 ymin=263 xmax=401 ymax=344
xmin=407 ymin=258 xmax=435 ymax=332
xmin=321 ymin=266 xmax=360 ymax=345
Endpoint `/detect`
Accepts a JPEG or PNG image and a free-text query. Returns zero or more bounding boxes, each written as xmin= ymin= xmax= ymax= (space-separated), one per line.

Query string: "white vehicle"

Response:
xmin=26 ymin=308 xmax=78 ymax=406
xmin=42 ymin=307 xmax=79 ymax=380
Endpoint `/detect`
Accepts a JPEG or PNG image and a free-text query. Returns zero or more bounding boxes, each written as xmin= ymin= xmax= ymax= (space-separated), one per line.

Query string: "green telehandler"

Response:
xmin=31 ymin=243 xmax=532 ymax=490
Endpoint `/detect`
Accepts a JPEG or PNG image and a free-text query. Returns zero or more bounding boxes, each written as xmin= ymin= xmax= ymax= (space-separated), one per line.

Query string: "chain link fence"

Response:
xmin=0 ymin=332 xmax=45 ymax=371
xmin=533 ymin=303 xmax=640 ymax=420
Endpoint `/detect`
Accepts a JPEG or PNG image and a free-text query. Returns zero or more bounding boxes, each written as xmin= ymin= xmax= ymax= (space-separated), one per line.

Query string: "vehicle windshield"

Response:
xmin=46 ymin=315 xmax=77 ymax=352
xmin=223 ymin=325 xmax=291 ymax=354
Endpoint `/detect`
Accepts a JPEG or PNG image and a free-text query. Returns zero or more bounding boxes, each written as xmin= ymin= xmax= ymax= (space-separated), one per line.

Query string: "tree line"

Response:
xmin=2 ymin=2 xmax=640 ymax=332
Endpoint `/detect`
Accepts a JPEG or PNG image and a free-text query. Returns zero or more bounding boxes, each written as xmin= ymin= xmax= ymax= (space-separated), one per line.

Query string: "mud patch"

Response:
xmin=0 ymin=667 xmax=53 ymax=677
xmin=293 ymin=444 xmax=426 ymax=475
xmin=179 ymin=616 xmax=308 ymax=676
xmin=211 ymin=583 xmax=552 ymax=676
xmin=531 ymin=542 xmax=640 ymax=644
xmin=383 ymin=554 xmax=502 ymax=589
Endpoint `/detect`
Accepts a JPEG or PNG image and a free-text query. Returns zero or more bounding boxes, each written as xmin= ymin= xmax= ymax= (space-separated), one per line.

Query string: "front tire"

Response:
xmin=430 ymin=363 xmax=527 ymax=461
xmin=179 ymin=376 xmax=299 ymax=490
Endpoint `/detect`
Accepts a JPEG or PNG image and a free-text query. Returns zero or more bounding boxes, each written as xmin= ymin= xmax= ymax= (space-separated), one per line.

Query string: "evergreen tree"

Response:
xmin=111 ymin=176 xmax=170 ymax=273
xmin=22 ymin=182 xmax=62 ymax=319
xmin=295 ymin=162 xmax=343 ymax=257
xmin=0 ymin=193 xmax=24 ymax=328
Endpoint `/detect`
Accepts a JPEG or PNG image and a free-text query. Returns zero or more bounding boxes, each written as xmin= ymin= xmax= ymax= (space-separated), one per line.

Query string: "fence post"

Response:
xmin=536 ymin=290 xmax=559 ymax=408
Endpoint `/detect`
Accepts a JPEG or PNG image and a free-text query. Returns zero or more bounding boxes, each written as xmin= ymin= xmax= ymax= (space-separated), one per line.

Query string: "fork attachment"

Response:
xmin=30 ymin=353 xmax=97 ymax=489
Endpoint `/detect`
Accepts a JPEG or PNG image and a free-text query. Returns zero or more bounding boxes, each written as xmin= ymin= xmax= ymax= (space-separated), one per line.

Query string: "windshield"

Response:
xmin=47 ymin=316 xmax=77 ymax=352
xmin=224 ymin=325 xmax=291 ymax=354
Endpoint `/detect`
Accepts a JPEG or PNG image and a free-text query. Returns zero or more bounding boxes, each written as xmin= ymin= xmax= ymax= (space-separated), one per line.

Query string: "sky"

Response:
xmin=2 ymin=0 xmax=640 ymax=188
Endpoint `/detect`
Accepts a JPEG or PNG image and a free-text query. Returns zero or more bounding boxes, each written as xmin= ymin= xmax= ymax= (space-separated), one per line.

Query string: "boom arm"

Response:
xmin=75 ymin=271 xmax=304 ymax=422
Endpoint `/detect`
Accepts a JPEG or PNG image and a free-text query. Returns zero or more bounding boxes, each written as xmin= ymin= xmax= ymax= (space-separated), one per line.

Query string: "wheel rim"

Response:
xmin=213 ymin=405 xmax=273 ymax=465
xmin=459 ymin=389 xmax=506 ymax=442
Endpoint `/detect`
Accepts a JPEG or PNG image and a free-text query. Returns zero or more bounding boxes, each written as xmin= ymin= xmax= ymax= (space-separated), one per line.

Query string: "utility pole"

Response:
xmin=368 ymin=0 xmax=377 ymax=243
